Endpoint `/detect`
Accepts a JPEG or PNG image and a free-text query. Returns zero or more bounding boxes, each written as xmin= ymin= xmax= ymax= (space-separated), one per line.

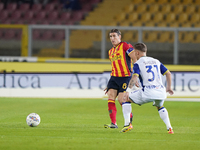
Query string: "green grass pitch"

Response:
xmin=0 ymin=97 xmax=200 ymax=150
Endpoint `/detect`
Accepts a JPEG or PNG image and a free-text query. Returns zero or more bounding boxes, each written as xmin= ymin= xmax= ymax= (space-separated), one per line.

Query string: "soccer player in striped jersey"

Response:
xmin=104 ymin=29 xmax=137 ymax=129
xmin=120 ymin=43 xmax=174 ymax=134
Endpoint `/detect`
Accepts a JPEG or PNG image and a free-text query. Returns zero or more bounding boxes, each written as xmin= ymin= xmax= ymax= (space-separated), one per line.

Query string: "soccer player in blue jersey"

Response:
xmin=120 ymin=43 xmax=174 ymax=134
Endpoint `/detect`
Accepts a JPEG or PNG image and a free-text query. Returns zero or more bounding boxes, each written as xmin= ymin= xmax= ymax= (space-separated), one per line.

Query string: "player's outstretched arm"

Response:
xmin=165 ymin=71 xmax=174 ymax=95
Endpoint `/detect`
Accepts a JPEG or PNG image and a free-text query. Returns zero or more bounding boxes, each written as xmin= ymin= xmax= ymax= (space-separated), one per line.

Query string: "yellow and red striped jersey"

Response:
xmin=108 ymin=42 xmax=134 ymax=77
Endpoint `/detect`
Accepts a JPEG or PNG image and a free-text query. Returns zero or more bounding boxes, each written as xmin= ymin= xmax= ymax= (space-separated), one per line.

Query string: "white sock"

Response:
xmin=158 ymin=107 xmax=172 ymax=130
xmin=122 ymin=103 xmax=132 ymax=126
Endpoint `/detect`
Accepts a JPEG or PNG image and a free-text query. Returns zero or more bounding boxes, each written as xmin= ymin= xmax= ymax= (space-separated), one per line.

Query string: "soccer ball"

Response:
xmin=26 ymin=113 xmax=41 ymax=127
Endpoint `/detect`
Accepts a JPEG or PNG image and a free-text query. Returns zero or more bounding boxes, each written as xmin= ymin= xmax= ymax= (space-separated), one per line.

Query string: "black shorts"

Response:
xmin=107 ymin=76 xmax=131 ymax=94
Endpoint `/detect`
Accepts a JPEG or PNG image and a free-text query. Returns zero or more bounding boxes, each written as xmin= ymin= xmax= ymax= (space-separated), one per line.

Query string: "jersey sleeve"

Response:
xmin=160 ymin=63 xmax=169 ymax=75
xmin=123 ymin=42 xmax=134 ymax=55
xmin=133 ymin=63 xmax=140 ymax=76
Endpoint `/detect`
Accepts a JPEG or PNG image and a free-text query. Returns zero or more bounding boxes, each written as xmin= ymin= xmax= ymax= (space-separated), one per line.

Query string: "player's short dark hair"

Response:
xmin=134 ymin=43 xmax=147 ymax=52
xmin=109 ymin=29 xmax=121 ymax=35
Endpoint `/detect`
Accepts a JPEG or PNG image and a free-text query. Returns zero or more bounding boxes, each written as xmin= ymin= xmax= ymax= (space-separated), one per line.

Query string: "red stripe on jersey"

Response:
xmin=122 ymin=48 xmax=131 ymax=76
xmin=118 ymin=59 xmax=125 ymax=77
xmin=112 ymin=61 xmax=118 ymax=76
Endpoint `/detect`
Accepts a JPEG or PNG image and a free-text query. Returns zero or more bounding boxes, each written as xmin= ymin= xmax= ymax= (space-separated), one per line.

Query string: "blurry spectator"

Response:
xmin=2 ymin=0 xmax=34 ymax=8
xmin=60 ymin=0 xmax=81 ymax=11
xmin=34 ymin=0 xmax=51 ymax=5
xmin=19 ymin=0 xmax=34 ymax=6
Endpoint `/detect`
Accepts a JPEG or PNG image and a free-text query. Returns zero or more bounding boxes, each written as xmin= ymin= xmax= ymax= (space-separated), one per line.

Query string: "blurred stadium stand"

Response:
xmin=0 ymin=0 xmax=199 ymax=64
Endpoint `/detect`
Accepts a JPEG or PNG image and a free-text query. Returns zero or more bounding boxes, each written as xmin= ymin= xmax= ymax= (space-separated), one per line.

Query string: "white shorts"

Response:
xmin=129 ymin=89 xmax=164 ymax=107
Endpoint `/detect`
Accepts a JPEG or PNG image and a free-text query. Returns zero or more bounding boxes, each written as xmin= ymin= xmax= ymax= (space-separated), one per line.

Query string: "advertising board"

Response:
xmin=0 ymin=71 xmax=199 ymax=98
